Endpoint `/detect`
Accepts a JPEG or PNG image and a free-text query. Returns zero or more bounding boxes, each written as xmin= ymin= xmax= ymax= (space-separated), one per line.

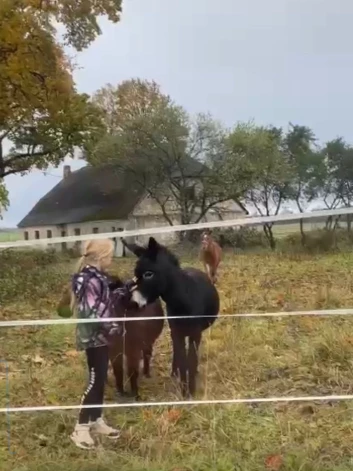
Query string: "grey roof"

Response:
xmin=18 ymin=165 xmax=145 ymax=228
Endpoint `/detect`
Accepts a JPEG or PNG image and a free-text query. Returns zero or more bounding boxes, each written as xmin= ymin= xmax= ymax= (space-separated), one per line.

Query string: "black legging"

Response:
xmin=79 ymin=346 xmax=109 ymax=424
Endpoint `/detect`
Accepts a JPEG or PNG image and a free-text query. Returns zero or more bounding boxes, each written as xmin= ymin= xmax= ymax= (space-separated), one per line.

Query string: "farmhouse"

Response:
xmin=18 ymin=163 xmax=248 ymax=256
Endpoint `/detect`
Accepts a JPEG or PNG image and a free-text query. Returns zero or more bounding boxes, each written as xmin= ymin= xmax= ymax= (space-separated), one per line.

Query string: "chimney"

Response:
xmin=63 ymin=165 xmax=71 ymax=179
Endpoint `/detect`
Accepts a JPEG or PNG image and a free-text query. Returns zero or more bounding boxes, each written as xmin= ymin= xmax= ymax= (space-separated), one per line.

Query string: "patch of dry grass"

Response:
xmin=1 ymin=251 xmax=353 ymax=470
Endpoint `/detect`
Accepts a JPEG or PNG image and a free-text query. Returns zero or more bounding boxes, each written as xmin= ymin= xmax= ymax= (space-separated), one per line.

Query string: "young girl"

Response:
xmin=70 ymin=238 xmax=125 ymax=450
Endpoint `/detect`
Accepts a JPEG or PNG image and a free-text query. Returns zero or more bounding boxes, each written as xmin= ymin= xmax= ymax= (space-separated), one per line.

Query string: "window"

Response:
xmin=111 ymin=227 xmax=117 ymax=252
xmin=24 ymin=231 xmax=29 ymax=241
xmin=35 ymin=230 xmax=40 ymax=240
xmin=185 ymin=186 xmax=196 ymax=201
xmin=47 ymin=230 xmax=52 ymax=238
xmin=61 ymin=230 xmax=67 ymax=250
xmin=93 ymin=227 xmax=99 ymax=234
xmin=74 ymin=229 xmax=81 ymax=251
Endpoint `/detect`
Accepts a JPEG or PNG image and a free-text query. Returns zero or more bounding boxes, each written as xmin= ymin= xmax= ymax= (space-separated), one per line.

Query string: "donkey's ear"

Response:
xmin=121 ymin=238 xmax=145 ymax=258
xmin=147 ymin=237 xmax=160 ymax=257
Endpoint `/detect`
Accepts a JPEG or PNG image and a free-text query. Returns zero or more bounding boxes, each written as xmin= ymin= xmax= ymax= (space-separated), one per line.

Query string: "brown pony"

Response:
xmin=57 ymin=276 xmax=164 ymax=400
xmin=108 ymin=275 xmax=164 ymax=400
xmin=200 ymin=230 xmax=222 ymax=284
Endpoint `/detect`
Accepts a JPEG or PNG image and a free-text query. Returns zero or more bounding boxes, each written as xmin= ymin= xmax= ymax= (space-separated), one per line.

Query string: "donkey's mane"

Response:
xmin=108 ymin=274 xmax=124 ymax=287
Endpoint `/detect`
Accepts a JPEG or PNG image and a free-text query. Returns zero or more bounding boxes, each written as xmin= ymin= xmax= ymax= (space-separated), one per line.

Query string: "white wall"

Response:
xmin=20 ymin=219 xmax=128 ymax=256
xmin=130 ymin=194 xmax=247 ymax=247
xmin=129 ymin=214 xmax=181 ymax=246
xmin=131 ymin=196 xmax=180 ymax=245
xmin=66 ymin=220 xmax=128 ymax=256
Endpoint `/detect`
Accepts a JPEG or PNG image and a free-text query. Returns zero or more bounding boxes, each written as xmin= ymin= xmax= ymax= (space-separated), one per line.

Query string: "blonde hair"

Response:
xmin=70 ymin=239 xmax=114 ymax=313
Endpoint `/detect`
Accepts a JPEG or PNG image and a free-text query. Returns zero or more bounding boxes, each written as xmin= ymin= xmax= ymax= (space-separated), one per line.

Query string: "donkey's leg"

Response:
xmin=203 ymin=262 xmax=207 ymax=276
xmin=142 ymin=345 xmax=152 ymax=378
xmin=127 ymin=349 xmax=141 ymax=400
xmin=188 ymin=330 xmax=202 ymax=397
xmin=171 ymin=328 xmax=187 ymax=397
xmin=108 ymin=345 xmax=125 ymax=396
xmin=211 ymin=268 xmax=217 ymax=284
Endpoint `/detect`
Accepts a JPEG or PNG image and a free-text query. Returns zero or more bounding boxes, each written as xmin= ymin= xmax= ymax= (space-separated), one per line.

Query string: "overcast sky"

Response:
xmin=2 ymin=0 xmax=353 ymax=227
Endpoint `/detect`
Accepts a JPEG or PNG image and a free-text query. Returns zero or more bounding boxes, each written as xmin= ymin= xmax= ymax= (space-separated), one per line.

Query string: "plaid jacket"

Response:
xmin=72 ymin=265 xmax=126 ymax=351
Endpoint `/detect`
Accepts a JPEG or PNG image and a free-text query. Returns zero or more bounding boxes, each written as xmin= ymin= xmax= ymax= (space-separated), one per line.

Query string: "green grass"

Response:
xmin=1 ymin=251 xmax=353 ymax=470
xmin=0 ymin=230 xmax=21 ymax=242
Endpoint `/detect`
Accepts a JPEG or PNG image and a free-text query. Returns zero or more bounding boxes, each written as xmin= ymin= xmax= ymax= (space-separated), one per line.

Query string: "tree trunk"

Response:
xmin=326 ymin=216 xmax=332 ymax=231
xmin=347 ymin=214 xmax=352 ymax=238
xmin=263 ymin=223 xmax=276 ymax=250
xmin=179 ymin=210 xmax=191 ymax=242
xmin=333 ymin=217 xmax=340 ymax=232
xmin=299 ymin=219 xmax=306 ymax=246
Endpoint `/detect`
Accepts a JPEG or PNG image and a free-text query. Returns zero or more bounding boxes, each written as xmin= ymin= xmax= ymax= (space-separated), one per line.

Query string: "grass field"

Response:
xmin=0 ymin=230 xmax=21 ymax=242
xmin=1 ymin=249 xmax=353 ymax=471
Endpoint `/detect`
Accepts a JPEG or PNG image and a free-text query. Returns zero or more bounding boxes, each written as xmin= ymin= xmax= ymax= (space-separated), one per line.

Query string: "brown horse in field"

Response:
xmin=200 ymin=230 xmax=222 ymax=284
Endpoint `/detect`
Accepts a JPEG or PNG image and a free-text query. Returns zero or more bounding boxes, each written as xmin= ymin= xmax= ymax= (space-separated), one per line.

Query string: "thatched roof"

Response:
xmin=18 ymin=165 xmax=144 ymax=228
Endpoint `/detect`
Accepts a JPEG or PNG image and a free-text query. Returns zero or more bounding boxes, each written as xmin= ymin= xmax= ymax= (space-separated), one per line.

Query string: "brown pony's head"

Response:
xmin=201 ymin=230 xmax=213 ymax=249
xmin=109 ymin=274 xmax=142 ymax=315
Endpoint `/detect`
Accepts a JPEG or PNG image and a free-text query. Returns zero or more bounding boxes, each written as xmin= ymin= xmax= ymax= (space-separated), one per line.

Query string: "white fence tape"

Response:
xmin=2 ymin=207 xmax=352 ymax=249
xmin=1 ymin=394 xmax=352 ymax=414
xmin=1 ymin=308 xmax=353 ymax=328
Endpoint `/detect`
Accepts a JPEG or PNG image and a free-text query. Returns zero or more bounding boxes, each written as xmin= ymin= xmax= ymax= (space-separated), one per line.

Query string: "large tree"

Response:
xmin=0 ymin=0 xmax=122 ymax=209
xmin=90 ymin=79 xmax=246 ymax=226
xmin=283 ymin=124 xmax=322 ymax=245
xmin=322 ymin=138 xmax=353 ymax=233
xmin=225 ymin=123 xmax=292 ymax=249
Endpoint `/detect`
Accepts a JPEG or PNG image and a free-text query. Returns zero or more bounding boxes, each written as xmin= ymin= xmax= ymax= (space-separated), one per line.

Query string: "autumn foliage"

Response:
xmin=0 ymin=0 xmax=122 ymax=206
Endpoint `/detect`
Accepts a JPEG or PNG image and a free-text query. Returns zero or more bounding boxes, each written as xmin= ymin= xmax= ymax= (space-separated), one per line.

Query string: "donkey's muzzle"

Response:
xmin=126 ymin=276 xmax=138 ymax=293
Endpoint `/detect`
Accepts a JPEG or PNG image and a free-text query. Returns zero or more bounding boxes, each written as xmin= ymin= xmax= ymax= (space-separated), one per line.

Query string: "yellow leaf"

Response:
xmin=65 ymin=350 xmax=79 ymax=358
xmin=32 ymin=354 xmax=45 ymax=365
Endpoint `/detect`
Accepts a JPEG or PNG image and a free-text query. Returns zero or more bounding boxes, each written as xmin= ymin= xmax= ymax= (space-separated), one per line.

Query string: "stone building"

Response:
xmin=18 ymin=163 xmax=248 ymax=256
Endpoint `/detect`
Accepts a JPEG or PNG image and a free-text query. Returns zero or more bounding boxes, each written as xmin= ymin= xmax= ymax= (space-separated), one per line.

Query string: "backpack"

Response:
xmin=57 ymin=267 xmax=113 ymax=319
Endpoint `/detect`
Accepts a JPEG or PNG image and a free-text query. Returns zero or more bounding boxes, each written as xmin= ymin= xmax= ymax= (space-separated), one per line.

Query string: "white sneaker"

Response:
xmin=70 ymin=423 xmax=95 ymax=450
xmin=91 ymin=417 xmax=120 ymax=439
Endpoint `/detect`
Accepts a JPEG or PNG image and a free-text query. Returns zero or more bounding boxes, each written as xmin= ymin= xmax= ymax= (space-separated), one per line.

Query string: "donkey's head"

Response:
xmin=124 ymin=237 xmax=180 ymax=307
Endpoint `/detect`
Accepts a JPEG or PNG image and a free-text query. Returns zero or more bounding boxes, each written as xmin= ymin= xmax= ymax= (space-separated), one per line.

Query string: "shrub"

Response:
xmin=281 ymin=228 xmax=352 ymax=254
xmin=0 ymin=249 xmax=72 ymax=304
xmin=213 ymin=227 xmax=267 ymax=249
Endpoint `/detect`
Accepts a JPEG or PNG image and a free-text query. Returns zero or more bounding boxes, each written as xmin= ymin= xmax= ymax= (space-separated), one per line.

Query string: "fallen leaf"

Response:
xmin=47 ymin=394 xmax=59 ymax=405
xmin=34 ymin=434 xmax=48 ymax=446
xmin=32 ymin=354 xmax=45 ymax=365
xmin=142 ymin=409 xmax=153 ymax=421
xmin=300 ymin=405 xmax=315 ymax=416
xmin=165 ymin=408 xmax=182 ymax=423
xmin=65 ymin=350 xmax=79 ymax=358
xmin=265 ymin=454 xmax=283 ymax=471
